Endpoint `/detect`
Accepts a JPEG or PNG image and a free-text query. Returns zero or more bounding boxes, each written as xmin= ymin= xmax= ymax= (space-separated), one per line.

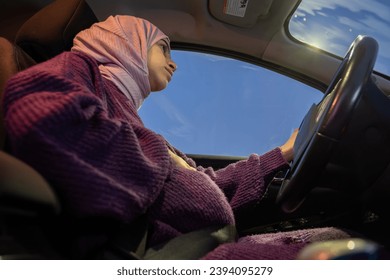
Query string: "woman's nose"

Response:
xmin=168 ymin=60 xmax=177 ymax=72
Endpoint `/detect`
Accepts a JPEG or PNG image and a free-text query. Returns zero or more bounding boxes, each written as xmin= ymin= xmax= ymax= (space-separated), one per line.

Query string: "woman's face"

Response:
xmin=147 ymin=40 xmax=177 ymax=92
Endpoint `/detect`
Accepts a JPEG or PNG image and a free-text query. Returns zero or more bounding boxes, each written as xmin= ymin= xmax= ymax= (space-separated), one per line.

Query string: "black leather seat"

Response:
xmin=0 ymin=38 xmax=60 ymax=257
xmin=0 ymin=0 xmax=97 ymax=259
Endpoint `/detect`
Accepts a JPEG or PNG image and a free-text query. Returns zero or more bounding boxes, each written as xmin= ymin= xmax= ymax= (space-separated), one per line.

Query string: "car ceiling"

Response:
xmin=1 ymin=0 xmax=389 ymax=94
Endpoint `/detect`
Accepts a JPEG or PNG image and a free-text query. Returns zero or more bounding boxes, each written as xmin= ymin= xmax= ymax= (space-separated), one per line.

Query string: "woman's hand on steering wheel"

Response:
xmin=279 ymin=128 xmax=299 ymax=162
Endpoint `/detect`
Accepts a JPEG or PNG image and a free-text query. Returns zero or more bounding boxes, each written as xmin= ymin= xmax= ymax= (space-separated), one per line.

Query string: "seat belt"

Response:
xmin=102 ymin=214 xmax=236 ymax=260
xmin=144 ymin=224 xmax=237 ymax=260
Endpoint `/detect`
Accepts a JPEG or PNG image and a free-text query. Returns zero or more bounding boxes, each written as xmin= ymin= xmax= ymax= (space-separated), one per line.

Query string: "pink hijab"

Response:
xmin=71 ymin=15 xmax=170 ymax=109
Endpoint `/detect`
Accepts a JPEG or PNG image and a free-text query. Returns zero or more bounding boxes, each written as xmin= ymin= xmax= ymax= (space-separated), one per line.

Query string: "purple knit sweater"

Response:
xmin=3 ymin=52 xmax=352 ymax=259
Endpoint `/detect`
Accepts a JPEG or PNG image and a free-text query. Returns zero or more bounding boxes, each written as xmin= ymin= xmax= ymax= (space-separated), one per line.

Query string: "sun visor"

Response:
xmin=208 ymin=0 xmax=273 ymax=28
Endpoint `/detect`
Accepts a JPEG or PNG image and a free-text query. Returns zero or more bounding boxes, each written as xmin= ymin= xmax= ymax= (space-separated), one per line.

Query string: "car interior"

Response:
xmin=1 ymin=0 xmax=390 ymax=260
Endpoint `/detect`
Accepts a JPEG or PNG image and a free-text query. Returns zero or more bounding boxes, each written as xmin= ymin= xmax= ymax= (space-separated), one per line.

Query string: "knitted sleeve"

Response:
xmin=3 ymin=53 xmax=171 ymax=223
xmin=196 ymin=148 xmax=289 ymax=212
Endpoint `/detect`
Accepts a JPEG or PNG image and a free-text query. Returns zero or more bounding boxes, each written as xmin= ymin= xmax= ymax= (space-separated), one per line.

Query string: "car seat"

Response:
xmin=0 ymin=0 xmax=97 ymax=259
xmin=0 ymin=36 xmax=61 ymax=259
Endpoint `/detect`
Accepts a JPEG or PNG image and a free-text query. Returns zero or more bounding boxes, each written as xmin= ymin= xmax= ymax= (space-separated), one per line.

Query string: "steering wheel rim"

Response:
xmin=276 ymin=35 xmax=379 ymax=213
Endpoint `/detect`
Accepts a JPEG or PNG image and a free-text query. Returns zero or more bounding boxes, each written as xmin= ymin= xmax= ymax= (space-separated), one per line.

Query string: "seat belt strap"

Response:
xmin=144 ymin=224 xmax=237 ymax=260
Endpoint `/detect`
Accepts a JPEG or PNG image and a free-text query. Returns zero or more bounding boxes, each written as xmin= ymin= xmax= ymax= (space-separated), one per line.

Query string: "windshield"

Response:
xmin=140 ymin=51 xmax=322 ymax=157
xmin=289 ymin=0 xmax=390 ymax=76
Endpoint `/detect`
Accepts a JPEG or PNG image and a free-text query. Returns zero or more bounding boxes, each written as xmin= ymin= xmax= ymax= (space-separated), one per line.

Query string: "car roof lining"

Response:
xmin=87 ymin=0 xmax=295 ymax=58
xmin=2 ymin=0 xmax=389 ymax=94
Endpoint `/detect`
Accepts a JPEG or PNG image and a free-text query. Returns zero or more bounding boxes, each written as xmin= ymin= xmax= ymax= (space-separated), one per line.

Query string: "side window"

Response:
xmin=139 ymin=51 xmax=322 ymax=157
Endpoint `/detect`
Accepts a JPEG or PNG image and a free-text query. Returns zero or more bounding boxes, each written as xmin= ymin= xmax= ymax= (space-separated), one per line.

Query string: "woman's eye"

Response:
xmin=160 ymin=44 xmax=170 ymax=56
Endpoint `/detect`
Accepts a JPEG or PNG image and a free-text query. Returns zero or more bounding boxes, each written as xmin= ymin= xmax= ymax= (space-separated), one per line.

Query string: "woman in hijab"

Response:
xmin=3 ymin=15 xmax=352 ymax=259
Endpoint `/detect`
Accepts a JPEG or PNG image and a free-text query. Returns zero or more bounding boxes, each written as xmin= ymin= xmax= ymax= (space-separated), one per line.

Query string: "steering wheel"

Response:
xmin=276 ymin=35 xmax=379 ymax=213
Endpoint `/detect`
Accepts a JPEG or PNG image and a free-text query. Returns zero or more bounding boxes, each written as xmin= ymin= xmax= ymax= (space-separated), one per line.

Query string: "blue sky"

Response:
xmin=140 ymin=51 xmax=322 ymax=156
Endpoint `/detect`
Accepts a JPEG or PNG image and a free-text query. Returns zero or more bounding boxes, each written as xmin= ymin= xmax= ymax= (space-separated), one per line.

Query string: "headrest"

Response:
xmin=15 ymin=0 xmax=98 ymax=63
